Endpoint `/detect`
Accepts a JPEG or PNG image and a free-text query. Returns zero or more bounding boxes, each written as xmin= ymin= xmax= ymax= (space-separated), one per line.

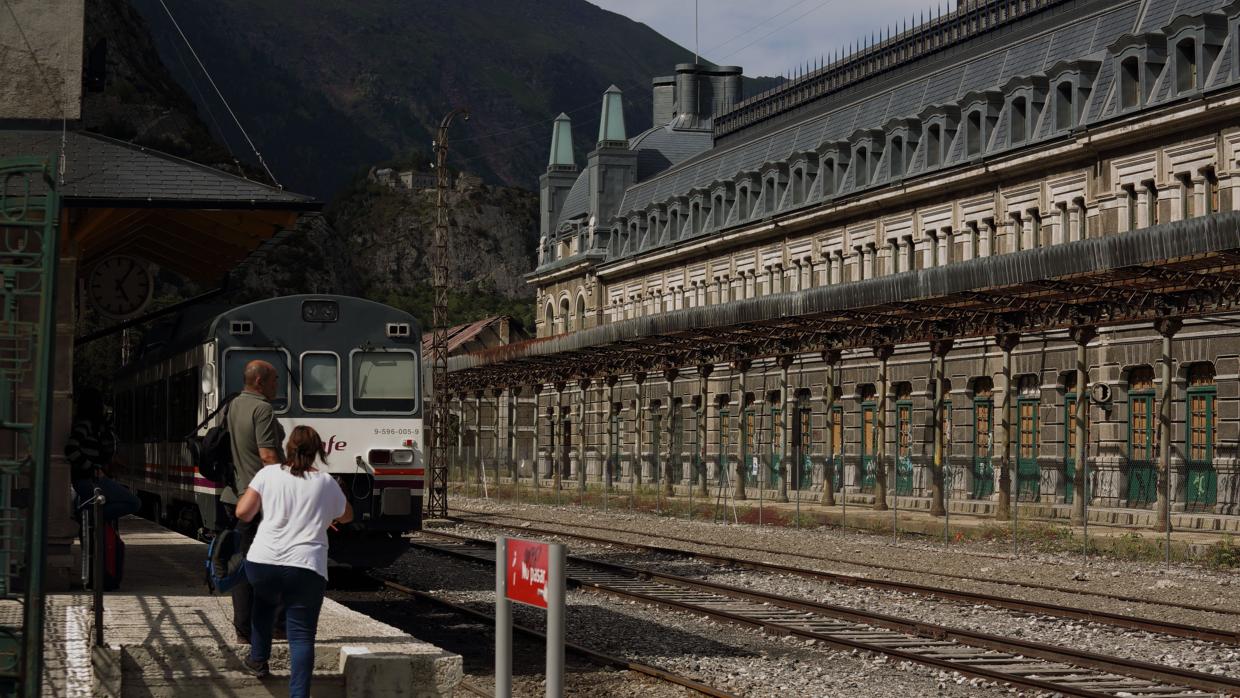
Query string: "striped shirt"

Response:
xmin=64 ymin=418 xmax=116 ymax=482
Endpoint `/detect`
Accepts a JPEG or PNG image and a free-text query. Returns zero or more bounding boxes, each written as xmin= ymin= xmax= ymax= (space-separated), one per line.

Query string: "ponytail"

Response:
xmin=284 ymin=425 xmax=327 ymax=477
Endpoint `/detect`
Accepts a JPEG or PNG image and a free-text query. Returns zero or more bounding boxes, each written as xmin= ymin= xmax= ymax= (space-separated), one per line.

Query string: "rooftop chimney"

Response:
xmin=597 ymin=85 xmax=627 ymax=147
xmin=547 ymin=112 xmax=576 ymax=171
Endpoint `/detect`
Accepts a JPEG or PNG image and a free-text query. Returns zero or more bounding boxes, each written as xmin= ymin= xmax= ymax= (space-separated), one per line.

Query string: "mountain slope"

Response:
xmin=128 ymin=0 xmax=776 ymax=198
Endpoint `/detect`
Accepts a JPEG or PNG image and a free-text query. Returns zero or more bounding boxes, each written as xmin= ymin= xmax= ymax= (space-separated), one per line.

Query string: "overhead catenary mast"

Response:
xmin=427 ymin=107 xmax=469 ymax=519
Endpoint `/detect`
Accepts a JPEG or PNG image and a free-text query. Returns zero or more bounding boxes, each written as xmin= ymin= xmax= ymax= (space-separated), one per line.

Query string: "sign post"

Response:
xmin=496 ymin=536 xmax=566 ymax=698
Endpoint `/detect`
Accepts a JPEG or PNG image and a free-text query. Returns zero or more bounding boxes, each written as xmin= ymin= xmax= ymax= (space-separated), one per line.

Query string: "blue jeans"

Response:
xmin=72 ymin=477 xmax=141 ymax=522
xmin=245 ymin=561 xmax=326 ymax=698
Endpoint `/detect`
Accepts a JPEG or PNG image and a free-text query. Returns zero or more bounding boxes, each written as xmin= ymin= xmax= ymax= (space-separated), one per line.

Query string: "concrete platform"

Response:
xmin=44 ymin=517 xmax=461 ymax=698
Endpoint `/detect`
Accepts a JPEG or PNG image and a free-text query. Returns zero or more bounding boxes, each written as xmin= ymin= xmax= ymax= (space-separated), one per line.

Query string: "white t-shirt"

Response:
xmin=245 ymin=465 xmax=347 ymax=579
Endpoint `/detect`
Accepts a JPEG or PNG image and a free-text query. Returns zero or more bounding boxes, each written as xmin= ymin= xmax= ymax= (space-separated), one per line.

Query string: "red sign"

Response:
xmin=505 ymin=538 xmax=549 ymax=609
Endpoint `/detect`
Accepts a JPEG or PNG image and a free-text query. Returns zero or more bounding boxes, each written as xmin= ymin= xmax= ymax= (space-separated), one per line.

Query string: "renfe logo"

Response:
xmin=325 ymin=436 xmax=348 ymax=453
xmin=506 ymin=538 xmax=550 ymax=609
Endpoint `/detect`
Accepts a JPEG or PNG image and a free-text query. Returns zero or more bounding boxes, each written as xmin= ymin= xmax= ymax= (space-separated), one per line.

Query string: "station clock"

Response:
xmin=87 ymin=255 xmax=153 ymax=318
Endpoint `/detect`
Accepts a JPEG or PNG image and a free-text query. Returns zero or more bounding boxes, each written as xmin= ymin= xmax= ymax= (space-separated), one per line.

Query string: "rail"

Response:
xmin=410 ymin=530 xmax=1240 ymax=697
xmin=450 ymin=510 xmax=1240 ymax=644
xmin=373 ymin=575 xmax=737 ymax=697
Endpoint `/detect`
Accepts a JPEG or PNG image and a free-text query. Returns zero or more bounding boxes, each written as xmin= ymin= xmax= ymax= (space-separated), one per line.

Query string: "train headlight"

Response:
xmin=391 ymin=449 xmax=414 ymax=465
xmin=201 ymin=364 xmax=215 ymax=395
xmin=368 ymin=449 xmax=392 ymax=466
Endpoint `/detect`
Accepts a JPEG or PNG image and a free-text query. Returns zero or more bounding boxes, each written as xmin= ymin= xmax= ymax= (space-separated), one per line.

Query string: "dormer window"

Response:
xmin=791 ymin=166 xmax=807 ymax=205
xmin=1010 ymin=97 xmax=1027 ymax=144
xmin=712 ymin=193 xmax=725 ymax=228
xmin=966 ymin=111 xmax=983 ymax=156
xmin=1176 ymin=38 xmax=1198 ymax=93
xmin=855 ymin=146 xmax=870 ymax=185
xmin=737 ymin=181 xmax=754 ymax=220
xmin=890 ymin=136 xmax=906 ymax=177
xmin=822 ymin=157 xmax=837 ymax=195
xmin=1121 ymin=56 xmax=1140 ymax=109
xmin=1055 ymin=81 xmax=1074 ymax=131
xmin=926 ymin=125 xmax=942 ymax=167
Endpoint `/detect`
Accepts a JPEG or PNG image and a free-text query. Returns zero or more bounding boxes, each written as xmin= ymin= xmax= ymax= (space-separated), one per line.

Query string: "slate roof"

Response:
xmin=553 ymin=125 xmax=713 ymax=230
xmin=607 ymin=0 xmax=1230 ymax=251
xmin=0 ymin=129 xmax=317 ymax=209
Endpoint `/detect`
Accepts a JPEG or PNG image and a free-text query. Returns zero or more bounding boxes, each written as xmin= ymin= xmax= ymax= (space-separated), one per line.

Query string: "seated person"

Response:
xmin=66 ymin=387 xmax=140 ymax=521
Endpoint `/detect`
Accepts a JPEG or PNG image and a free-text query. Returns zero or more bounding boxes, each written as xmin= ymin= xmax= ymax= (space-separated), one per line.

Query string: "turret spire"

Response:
xmin=597 ymin=85 xmax=627 ymax=146
xmin=548 ymin=112 xmax=575 ymax=170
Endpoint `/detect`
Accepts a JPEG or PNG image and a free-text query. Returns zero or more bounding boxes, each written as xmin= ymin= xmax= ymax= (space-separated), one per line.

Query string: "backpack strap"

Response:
xmin=185 ymin=392 xmax=239 ymax=440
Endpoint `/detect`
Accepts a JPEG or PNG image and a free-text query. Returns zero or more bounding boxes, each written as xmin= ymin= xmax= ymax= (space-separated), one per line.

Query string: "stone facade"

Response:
xmin=492 ymin=0 xmax=1240 ymax=521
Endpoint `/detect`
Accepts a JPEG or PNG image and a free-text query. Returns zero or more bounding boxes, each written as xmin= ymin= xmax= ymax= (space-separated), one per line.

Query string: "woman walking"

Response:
xmin=235 ymin=425 xmax=352 ymax=697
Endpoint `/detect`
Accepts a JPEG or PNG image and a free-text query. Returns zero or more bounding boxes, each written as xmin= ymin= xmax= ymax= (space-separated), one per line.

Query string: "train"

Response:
xmin=111 ymin=294 xmax=424 ymax=565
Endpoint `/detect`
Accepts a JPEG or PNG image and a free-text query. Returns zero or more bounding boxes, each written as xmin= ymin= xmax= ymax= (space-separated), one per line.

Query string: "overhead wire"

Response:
xmin=717 ymin=0 xmax=838 ymax=63
xmin=155 ymin=0 xmax=281 ymax=188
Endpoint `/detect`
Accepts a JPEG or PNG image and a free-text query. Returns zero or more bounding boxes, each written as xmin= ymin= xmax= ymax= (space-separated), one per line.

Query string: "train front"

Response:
xmin=213 ymin=296 xmax=425 ymax=566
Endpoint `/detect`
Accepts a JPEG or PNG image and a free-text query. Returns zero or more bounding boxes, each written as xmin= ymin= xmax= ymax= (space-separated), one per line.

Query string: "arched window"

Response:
xmin=1055 ymin=81 xmax=1074 ymax=131
xmin=560 ymin=297 xmax=571 ymax=332
xmin=544 ymin=302 xmax=555 ymax=335
xmin=855 ymin=147 xmax=869 ymax=186
xmin=791 ymin=167 xmax=806 ymax=204
xmin=1126 ymin=365 xmax=1156 ymax=507
xmin=972 ymin=377 xmax=994 ymax=500
xmin=926 ymin=125 xmax=941 ymax=167
xmin=1186 ymin=363 xmax=1217 ymax=511
xmin=737 ymin=184 xmax=751 ymax=220
xmin=1120 ymin=56 xmax=1140 ymax=110
xmin=1010 ymin=97 xmax=1027 ymax=144
xmin=712 ymin=194 xmax=725 ymax=228
xmin=966 ymin=111 xmax=983 ymax=156
xmin=1176 ymin=38 xmax=1197 ymax=93
xmin=574 ymin=294 xmax=586 ymax=330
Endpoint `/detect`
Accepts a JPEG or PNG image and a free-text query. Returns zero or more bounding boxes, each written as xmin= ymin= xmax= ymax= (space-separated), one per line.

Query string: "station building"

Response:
xmin=446 ymin=0 xmax=1240 ymax=528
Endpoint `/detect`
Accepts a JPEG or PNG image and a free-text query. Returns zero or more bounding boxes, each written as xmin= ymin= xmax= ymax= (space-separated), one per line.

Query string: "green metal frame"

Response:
xmin=1127 ymin=392 xmax=1157 ymax=507
xmin=1185 ymin=385 xmax=1217 ymax=511
xmin=608 ymin=412 xmax=620 ymax=481
xmin=1016 ymin=397 xmax=1040 ymax=501
xmin=971 ymin=397 xmax=994 ymax=499
xmin=0 ymin=158 xmax=60 ymax=698
xmin=860 ymin=402 xmax=876 ymax=492
xmin=895 ymin=401 xmax=913 ymax=495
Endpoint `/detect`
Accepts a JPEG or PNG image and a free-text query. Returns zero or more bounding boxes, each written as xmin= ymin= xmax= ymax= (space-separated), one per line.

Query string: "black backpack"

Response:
xmin=186 ymin=393 xmax=239 ymax=488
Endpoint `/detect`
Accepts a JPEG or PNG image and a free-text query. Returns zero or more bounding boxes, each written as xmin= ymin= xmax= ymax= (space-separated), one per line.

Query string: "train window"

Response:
xmin=223 ymin=348 xmax=291 ymax=412
xmin=301 ymin=353 xmax=339 ymax=412
xmin=351 ymin=350 xmax=417 ymax=414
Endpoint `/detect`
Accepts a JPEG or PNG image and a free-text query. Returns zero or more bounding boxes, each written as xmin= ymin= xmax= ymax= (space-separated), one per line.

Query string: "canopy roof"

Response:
xmin=447 ymin=213 xmax=1240 ymax=391
xmin=0 ymin=129 xmax=319 ymax=282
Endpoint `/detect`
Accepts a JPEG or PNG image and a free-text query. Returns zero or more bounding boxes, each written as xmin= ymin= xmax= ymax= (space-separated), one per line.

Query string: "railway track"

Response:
xmin=410 ymin=529 xmax=1240 ymax=697
xmin=449 ymin=509 xmax=1240 ymax=645
xmin=372 ymin=574 xmax=737 ymax=697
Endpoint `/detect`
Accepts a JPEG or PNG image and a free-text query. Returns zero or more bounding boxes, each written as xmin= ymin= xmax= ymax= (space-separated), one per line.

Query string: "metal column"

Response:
xmin=821 ymin=350 xmax=840 ymax=507
xmin=1070 ymin=325 xmax=1097 ymax=527
xmin=873 ymin=345 xmax=893 ymax=512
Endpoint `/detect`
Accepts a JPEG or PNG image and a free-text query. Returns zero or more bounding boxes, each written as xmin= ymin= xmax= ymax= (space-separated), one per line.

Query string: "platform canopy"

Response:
xmin=446 ymin=213 xmax=1240 ymax=391
xmin=0 ymin=129 xmax=318 ymax=282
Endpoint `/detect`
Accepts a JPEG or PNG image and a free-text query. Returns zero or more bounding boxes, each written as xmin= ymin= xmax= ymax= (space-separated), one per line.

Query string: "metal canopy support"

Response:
xmin=873 ymin=345 xmax=893 ymax=513
xmin=1069 ymin=325 xmax=1097 ymax=527
xmin=821 ymin=349 xmax=841 ymax=507
xmin=697 ymin=364 xmax=712 ymax=498
xmin=777 ymin=355 xmax=793 ymax=504
xmin=577 ymin=378 xmax=589 ymax=493
xmin=1154 ymin=318 xmax=1182 ymax=547
xmin=930 ymin=339 xmax=954 ymax=518
xmin=664 ymin=368 xmax=677 ymax=498
xmin=995 ymin=333 xmax=1020 ymax=522
xmin=427 ymin=107 xmax=468 ymax=519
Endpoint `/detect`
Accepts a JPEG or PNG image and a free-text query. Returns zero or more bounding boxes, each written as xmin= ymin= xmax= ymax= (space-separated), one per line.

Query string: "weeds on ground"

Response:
xmin=1203 ymin=535 xmax=1239 ymax=569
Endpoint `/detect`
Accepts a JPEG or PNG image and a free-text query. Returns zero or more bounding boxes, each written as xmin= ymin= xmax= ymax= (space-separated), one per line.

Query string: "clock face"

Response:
xmin=88 ymin=256 xmax=152 ymax=318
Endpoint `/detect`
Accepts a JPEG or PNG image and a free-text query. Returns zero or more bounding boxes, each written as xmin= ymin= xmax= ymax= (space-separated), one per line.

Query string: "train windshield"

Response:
xmin=352 ymin=350 xmax=417 ymax=414
xmin=223 ymin=348 xmax=291 ymax=411
xmin=301 ymin=352 xmax=339 ymax=411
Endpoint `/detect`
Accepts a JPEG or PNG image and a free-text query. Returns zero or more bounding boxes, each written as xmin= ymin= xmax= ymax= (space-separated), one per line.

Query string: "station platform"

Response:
xmin=42 ymin=517 xmax=461 ymax=698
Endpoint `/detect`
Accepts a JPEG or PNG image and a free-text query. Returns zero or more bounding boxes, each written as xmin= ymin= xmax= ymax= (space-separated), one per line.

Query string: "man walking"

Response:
xmin=222 ymin=360 xmax=285 ymax=643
